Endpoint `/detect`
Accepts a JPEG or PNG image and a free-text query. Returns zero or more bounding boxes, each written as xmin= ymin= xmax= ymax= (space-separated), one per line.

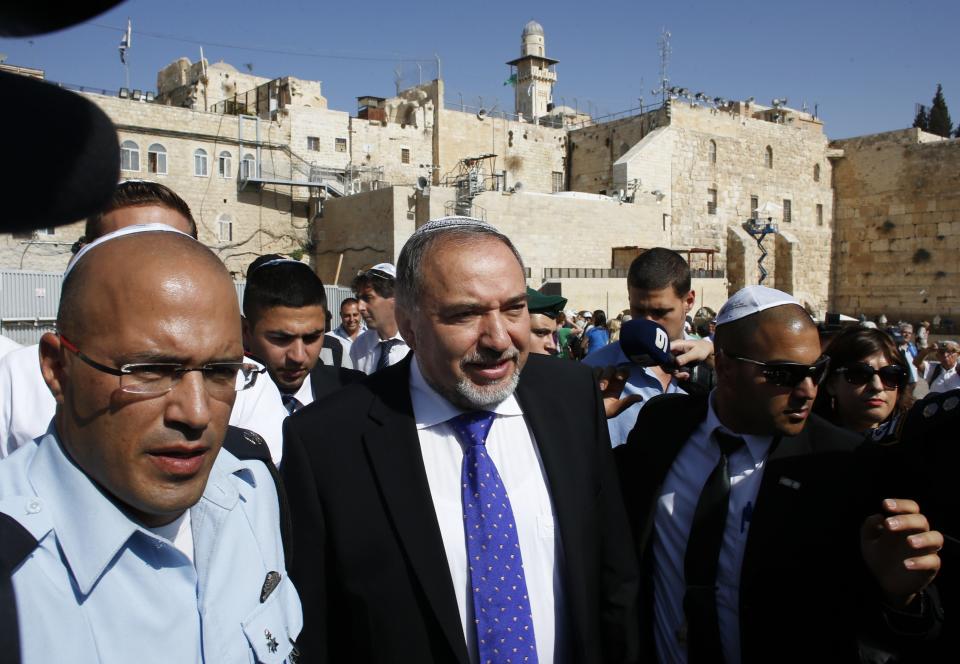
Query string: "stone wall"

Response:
xmin=0 ymin=92 xmax=311 ymax=277
xmin=314 ymin=186 xmax=406 ymax=285
xmin=831 ymin=129 xmax=960 ymax=321
xmin=436 ymin=109 xmax=567 ymax=194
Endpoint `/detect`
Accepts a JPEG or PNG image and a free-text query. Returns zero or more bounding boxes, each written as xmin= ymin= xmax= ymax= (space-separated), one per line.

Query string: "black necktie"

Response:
xmin=375 ymin=339 xmax=399 ymax=371
xmin=282 ymin=393 xmax=303 ymax=415
xmin=683 ymin=430 xmax=745 ymax=663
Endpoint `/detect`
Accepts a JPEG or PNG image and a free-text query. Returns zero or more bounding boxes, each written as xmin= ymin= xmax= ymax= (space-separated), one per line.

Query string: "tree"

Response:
xmin=913 ymin=104 xmax=929 ymax=131
xmin=927 ymin=84 xmax=953 ymax=138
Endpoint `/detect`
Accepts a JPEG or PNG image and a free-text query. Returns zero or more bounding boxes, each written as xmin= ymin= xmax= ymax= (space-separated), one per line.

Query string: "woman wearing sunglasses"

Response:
xmin=814 ymin=326 xmax=912 ymax=433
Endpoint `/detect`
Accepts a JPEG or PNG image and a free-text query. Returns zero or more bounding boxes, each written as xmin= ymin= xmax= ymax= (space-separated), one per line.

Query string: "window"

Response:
xmin=218 ymin=215 xmax=233 ymax=242
xmin=147 ymin=143 xmax=167 ymax=174
xmin=816 ymin=203 xmax=823 ymax=226
xmin=42 ymin=227 xmax=55 ymax=236
xmin=194 ymin=149 xmax=208 ymax=177
xmin=707 ymin=188 xmax=718 ymax=215
xmin=764 ymin=145 xmax=773 ymax=169
xmin=783 ymin=199 xmax=792 ymax=223
xmin=335 ymin=137 xmax=347 ymax=153
xmin=307 ymin=136 xmax=320 ymax=151
xmin=401 ymin=148 xmax=410 ymax=164
xmin=551 ymin=171 xmax=563 ymax=193
xmin=120 ymin=140 xmax=140 ymax=171
xmin=750 ymin=195 xmax=759 ymax=219
xmin=241 ymin=153 xmax=256 ymax=179
xmin=708 ymin=139 xmax=717 ymax=164
xmin=218 ymin=151 xmax=232 ymax=178
xmin=813 ymin=163 xmax=821 ymax=182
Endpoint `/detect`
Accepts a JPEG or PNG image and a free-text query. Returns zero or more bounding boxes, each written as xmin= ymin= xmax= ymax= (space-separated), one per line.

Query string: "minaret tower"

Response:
xmin=506 ymin=20 xmax=558 ymax=122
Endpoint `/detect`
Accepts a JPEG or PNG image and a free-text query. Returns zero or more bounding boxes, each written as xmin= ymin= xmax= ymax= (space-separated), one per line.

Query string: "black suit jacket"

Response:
xmin=281 ymin=353 xmax=639 ymax=663
xmin=308 ymin=363 xmax=364 ymax=402
xmin=615 ymin=392 xmax=871 ymax=663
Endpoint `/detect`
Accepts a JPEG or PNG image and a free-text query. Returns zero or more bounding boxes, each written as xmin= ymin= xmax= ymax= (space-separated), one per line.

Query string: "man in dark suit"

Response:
xmin=282 ymin=216 xmax=639 ymax=663
xmin=242 ymin=254 xmax=363 ymax=418
xmin=615 ymin=285 xmax=942 ymax=663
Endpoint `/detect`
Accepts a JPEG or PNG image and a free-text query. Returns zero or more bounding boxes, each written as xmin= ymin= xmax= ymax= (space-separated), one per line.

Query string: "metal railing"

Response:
xmin=542 ymin=266 xmax=724 ymax=280
xmin=1 ymin=270 xmax=352 ymax=346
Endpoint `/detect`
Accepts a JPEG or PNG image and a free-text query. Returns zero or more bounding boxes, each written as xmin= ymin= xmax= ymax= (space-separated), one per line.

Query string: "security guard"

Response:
xmin=0 ymin=226 xmax=301 ymax=663
xmin=526 ymin=286 xmax=567 ymax=356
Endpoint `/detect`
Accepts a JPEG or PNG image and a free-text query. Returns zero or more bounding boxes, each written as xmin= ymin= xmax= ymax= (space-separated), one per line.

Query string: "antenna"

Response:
xmin=651 ymin=28 xmax=672 ymax=103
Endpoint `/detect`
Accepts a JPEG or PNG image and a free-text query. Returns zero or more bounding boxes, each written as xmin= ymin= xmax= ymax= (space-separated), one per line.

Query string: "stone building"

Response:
xmin=7 ymin=20 xmax=951 ymax=321
xmin=830 ymin=128 xmax=960 ymax=322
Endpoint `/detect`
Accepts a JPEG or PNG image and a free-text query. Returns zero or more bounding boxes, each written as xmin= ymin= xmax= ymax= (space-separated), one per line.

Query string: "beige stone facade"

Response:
xmin=7 ymin=21 xmax=954 ymax=324
xmin=831 ymin=128 xmax=960 ymax=321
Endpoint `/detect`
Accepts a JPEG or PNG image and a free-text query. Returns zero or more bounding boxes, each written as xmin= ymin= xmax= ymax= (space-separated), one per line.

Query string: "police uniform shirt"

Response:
xmin=0 ymin=429 xmax=302 ymax=663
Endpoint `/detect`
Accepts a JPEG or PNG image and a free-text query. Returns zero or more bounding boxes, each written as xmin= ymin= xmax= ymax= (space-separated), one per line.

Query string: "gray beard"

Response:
xmin=423 ymin=350 xmax=523 ymax=411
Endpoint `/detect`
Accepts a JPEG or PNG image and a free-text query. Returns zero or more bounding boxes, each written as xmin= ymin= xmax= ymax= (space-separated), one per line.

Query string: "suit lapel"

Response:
xmin=362 ymin=361 xmax=470 ymax=664
xmin=636 ymin=395 xmax=709 ymax=552
xmin=515 ymin=369 xmax=590 ymax=654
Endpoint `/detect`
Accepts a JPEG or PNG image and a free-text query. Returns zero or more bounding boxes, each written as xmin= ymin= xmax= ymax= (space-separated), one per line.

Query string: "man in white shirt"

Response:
xmin=242 ymin=254 xmax=363 ymax=417
xmin=349 ymin=263 xmax=410 ymax=373
xmin=330 ymin=297 xmax=365 ymax=345
xmin=281 ymin=217 xmax=639 ymax=663
xmin=915 ymin=340 xmax=960 ymax=394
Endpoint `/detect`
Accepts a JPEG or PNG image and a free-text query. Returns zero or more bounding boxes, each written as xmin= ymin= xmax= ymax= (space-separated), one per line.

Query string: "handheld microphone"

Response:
xmin=619 ymin=319 xmax=677 ymax=371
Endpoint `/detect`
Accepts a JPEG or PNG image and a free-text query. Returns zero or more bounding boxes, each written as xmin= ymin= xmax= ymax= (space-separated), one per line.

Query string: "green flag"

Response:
xmin=503 ymin=73 xmax=517 ymax=87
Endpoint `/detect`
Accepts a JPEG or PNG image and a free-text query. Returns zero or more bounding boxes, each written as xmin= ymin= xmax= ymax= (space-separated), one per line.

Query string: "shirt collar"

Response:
xmin=291 ymin=377 xmax=314 ymax=406
xmin=28 ymin=427 xmax=249 ymax=596
xmin=409 ymin=355 xmax=522 ymax=429
xmin=703 ymin=390 xmax=772 ymax=463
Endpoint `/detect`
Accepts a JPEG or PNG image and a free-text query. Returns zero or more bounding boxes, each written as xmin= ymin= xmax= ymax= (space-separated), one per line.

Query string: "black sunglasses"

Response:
xmin=727 ymin=353 xmax=831 ymax=388
xmin=835 ymin=363 xmax=908 ymax=390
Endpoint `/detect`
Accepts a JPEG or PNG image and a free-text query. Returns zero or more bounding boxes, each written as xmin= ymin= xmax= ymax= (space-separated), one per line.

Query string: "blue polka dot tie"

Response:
xmin=449 ymin=411 xmax=539 ymax=664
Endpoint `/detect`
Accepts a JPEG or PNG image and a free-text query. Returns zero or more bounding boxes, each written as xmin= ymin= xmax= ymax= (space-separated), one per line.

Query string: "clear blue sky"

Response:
xmin=1 ymin=0 xmax=956 ymax=139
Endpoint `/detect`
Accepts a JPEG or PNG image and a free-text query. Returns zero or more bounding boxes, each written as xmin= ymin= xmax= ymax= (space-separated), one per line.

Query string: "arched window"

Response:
xmin=813 ymin=163 xmax=821 ymax=182
xmin=241 ymin=153 xmax=256 ymax=180
xmin=147 ymin=143 xmax=167 ymax=174
xmin=764 ymin=145 xmax=773 ymax=169
xmin=217 ymin=214 xmax=233 ymax=242
xmin=120 ymin=140 xmax=140 ymax=172
xmin=194 ymin=149 xmax=208 ymax=177
xmin=218 ymin=151 xmax=232 ymax=178
xmin=708 ymin=139 xmax=717 ymax=164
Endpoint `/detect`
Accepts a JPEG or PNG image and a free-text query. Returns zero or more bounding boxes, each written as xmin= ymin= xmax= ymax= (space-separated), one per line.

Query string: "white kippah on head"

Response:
xmin=63 ymin=223 xmax=195 ymax=281
xmin=715 ymin=285 xmax=800 ymax=326
xmin=411 ymin=216 xmax=500 ymax=238
xmin=368 ymin=262 xmax=397 ymax=279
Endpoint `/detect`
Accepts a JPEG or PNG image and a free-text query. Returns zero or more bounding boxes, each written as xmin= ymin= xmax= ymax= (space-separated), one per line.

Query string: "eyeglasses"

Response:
xmin=59 ymin=334 xmax=263 ymax=398
xmin=726 ymin=353 xmax=830 ymax=388
xmin=834 ymin=363 xmax=908 ymax=390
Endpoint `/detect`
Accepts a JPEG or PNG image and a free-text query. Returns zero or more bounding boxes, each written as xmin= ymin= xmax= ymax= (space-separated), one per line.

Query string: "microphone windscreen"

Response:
xmin=0 ymin=2 xmax=123 ymax=37
xmin=619 ymin=319 xmax=676 ymax=369
xmin=0 ymin=71 xmax=119 ymax=232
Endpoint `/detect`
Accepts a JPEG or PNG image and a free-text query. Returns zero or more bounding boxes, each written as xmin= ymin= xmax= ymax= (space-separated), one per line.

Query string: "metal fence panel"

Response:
xmin=2 ymin=271 xmax=355 ymax=347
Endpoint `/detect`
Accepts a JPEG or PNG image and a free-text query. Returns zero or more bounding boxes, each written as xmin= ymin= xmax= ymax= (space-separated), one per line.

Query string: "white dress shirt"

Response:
xmin=350 ymin=328 xmax=410 ymax=374
xmin=287 ymin=375 xmax=315 ymax=410
xmin=0 ymin=334 xmax=20 ymax=361
xmin=923 ymin=360 xmax=960 ymax=393
xmin=653 ymin=391 xmax=773 ymax=664
xmin=409 ymin=356 xmax=569 ymax=663
xmin=0 ymin=345 xmax=288 ymax=464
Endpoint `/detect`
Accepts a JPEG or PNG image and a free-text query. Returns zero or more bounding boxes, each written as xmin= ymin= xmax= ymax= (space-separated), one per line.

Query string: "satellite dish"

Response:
xmin=512 ymin=181 xmax=524 ymax=193
xmin=477 ymin=108 xmax=487 ymax=121
xmin=415 ymin=176 xmax=429 ymax=190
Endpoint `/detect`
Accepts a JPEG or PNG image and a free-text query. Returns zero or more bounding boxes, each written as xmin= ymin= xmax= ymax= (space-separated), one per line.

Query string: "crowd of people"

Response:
xmin=0 ymin=180 xmax=954 ymax=663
